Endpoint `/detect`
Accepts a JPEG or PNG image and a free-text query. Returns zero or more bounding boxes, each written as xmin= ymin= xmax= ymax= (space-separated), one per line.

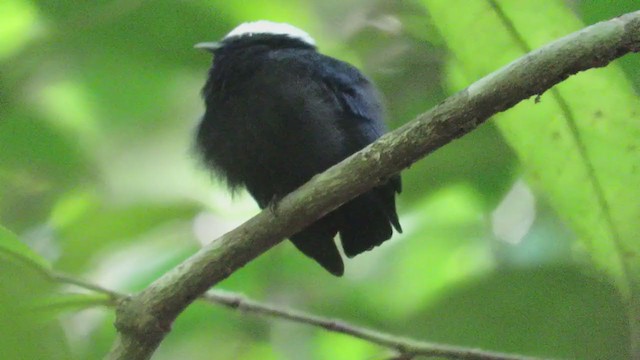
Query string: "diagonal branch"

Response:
xmin=106 ymin=11 xmax=640 ymax=360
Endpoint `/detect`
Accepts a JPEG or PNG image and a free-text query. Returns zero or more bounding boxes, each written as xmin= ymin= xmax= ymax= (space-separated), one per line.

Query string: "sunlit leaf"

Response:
xmin=423 ymin=0 xmax=640 ymax=301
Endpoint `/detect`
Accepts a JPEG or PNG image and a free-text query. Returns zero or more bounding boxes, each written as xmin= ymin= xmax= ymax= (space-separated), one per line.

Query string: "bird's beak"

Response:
xmin=194 ymin=42 xmax=222 ymax=52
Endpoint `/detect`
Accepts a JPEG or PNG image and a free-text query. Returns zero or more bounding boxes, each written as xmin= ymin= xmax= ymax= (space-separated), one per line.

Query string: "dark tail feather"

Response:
xmin=290 ymin=216 xmax=344 ymax=276
xmin=339 ymin=192 xmax=395 ymax=258
xmin=373 ymin=182 xmax=402 ymax=233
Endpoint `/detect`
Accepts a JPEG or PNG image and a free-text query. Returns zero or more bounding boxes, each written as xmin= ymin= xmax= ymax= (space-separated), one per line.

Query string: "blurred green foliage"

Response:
xmin=1 ymin=1 xmax=638 ymax=359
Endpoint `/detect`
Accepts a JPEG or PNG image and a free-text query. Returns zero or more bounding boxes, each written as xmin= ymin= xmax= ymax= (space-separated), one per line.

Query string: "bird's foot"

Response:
xmin=267 ymin=194 xmax=283 ymax=215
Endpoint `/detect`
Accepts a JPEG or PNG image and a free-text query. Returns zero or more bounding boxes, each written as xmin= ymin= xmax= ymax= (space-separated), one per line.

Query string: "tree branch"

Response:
xmin=202 ymin=291 xmax=545 ymax=360
xmin=51 ymin=272 xmax=128 ymax=301
xmin=107 ymin=11 xmax=640 ymax=360
xmin=52 ymin=273 xmax=546 ymax=360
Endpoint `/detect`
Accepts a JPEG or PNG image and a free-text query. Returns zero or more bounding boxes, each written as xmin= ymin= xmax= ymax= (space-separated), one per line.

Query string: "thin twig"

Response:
xmin=203 ymin=291 xmax=547 ymax=360
xmin=51 ymin=272 xmax=547 ymax=360
xmin=51 ymin=272 xmax=128 ymax=301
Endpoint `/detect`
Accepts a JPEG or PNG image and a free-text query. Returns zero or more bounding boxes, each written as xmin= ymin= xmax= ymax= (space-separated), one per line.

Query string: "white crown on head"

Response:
xmin=224 ymin=21 xmax=316 ymax=46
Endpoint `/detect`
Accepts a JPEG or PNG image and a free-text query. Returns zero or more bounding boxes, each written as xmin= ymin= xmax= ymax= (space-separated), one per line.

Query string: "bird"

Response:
xmin=195 ymin=21 xmax=401 ymax=276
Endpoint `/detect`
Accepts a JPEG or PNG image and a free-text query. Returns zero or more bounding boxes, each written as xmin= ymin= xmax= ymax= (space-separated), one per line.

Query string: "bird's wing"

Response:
xmin=260 ymin=52 xmax=402 ymax=264
xmin=317 ymin=56 xmax=403 ymax=254
xmin=317 ymin=57 xmax=387 ymax=146
xmin=318 ymin=56 xmax=402 ymax=195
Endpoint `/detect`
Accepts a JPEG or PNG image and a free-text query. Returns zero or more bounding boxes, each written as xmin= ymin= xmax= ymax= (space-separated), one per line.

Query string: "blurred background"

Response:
xmin=1 ymin=0 xmax=639 ymax=359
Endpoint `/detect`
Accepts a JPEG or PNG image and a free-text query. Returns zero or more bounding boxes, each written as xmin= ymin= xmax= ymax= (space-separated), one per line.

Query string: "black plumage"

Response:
xmin=195 ymin=23 xmax=401 ymax=276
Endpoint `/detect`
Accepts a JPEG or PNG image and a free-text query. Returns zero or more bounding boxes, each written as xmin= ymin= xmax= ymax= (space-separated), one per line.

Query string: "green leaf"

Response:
xmin=422 ymin=0 xmax=640 ymax=300
xmin=422 ymin=2 xmax=640 ymax=353
xmin=0 ymin=225 xmax=50 ymax=272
